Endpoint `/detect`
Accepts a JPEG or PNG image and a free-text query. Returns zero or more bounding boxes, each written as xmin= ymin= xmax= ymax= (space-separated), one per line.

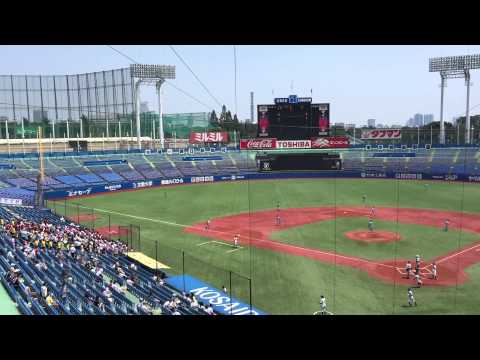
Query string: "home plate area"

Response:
xmin=396 ymin=267 xmax=433 ymax=277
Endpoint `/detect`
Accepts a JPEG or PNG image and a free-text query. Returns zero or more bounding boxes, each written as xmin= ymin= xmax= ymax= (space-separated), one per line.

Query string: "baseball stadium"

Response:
xmin=1 ymin=48 xmax=480 ymax=316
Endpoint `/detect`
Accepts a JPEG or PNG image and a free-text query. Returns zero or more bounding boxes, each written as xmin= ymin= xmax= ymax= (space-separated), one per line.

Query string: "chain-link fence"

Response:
xmin=344 ymin=126 xmax=480 ymax=146
xmin=45 ymin=198 xmax=254 ymax=313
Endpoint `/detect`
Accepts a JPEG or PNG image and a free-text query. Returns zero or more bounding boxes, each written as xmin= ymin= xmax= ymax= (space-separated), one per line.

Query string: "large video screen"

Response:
xmin=258 ymin=100 xmax=329 ymax=140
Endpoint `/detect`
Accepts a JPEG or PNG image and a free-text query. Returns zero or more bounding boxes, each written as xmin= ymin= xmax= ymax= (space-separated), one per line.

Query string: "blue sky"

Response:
xmin=2 ymin=45 xmax=480 ymax=126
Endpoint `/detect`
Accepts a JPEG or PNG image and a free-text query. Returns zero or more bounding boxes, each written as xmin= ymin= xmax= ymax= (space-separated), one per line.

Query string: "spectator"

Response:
xmin=40 ymin=284 xmax=48 ymax=299
xmin=191 ymin=296 xmax=199 ymax=308
xmin=46 ymin=294 xmax=56 ymax=307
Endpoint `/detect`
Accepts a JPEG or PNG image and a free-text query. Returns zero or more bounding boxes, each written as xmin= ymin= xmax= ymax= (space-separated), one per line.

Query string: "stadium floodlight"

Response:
xmin=429 ymin=55 xmax=480 ymax=73
xmin=130 ymin=64 xmax=176 ymax=151
xmin=130 ymin=64 xmax=176 ymax=80
xmin=429 ymin=55 xmax=480 ymax=145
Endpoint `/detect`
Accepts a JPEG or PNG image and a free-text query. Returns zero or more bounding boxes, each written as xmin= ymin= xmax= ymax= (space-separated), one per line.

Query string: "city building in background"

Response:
xmin=0 ymin=68 xmax=135 ymax=139
xmin=413 ymin=113 xmax=424 ymax=127
xmin=423 ymin=114 xmax=434 ymax=125
xmin=140 ymin=102 xmax=149 ymax=113
xmin=406 ymin=113 xmax=434 ymax=127
xmin=33 ymin=110 xmax=49 ymax=122
xmin=367 ymin=119 xmax=376 ymax=127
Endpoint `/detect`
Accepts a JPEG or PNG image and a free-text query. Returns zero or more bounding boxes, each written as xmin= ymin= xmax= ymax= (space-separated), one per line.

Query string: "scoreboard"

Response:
xmin=257 ymin=95 xmax=330 ymax=140
xmin=256 ymin=152 xmax=342 ymax=171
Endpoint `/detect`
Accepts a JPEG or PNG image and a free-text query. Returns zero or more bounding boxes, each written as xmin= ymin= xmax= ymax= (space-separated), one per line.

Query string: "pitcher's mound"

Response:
xmin=345 ymin=230 xmax=401 ymax=243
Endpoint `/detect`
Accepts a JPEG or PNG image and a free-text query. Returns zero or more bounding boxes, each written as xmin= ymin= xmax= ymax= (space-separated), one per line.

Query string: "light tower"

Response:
xmin=429 ymin=55 xmax=480 ymax=144
xmin=250 ymin=91 xmax=254 ymax=124
xmin=130 ymin=64 xmax=176 ymax=150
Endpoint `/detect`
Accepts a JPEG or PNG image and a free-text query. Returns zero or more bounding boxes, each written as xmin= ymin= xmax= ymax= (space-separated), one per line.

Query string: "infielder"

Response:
xmin=405 ymin=260 xmax=412 ymax=279
xmin=415 ymin=254 xmax=421 ymax=269
xmin=431 ymin=262 xmax=437 ymax=280
xmin=233 ymin=234 xmax=239 ymax=248
xmin=415 ymin=273 xmax=423 ymax=288
xmin=205 ymin=219 xmax=211 ymax=231
xmin=368 ymin=218 xmax=374 ymax=232
xmin=276 ymin=214 xmax=281 ymax=226
xmin=444 ymin=219 xmax=450 ymax=232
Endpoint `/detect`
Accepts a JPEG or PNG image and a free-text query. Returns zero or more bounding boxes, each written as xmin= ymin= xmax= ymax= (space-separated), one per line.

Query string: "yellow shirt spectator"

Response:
xmin=46 ymin=295 xmax=55 ymax=306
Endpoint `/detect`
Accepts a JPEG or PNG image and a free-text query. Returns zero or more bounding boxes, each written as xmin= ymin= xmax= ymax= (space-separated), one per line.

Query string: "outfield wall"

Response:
xmin=43 ymin=170 xmax=480 ymax=200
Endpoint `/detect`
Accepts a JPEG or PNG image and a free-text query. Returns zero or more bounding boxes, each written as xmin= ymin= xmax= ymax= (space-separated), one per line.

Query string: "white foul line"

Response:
xmin=197 ymin=241 xmax=214 ymax=246
xmin=436 ymin=242 xmax=480 ymax=265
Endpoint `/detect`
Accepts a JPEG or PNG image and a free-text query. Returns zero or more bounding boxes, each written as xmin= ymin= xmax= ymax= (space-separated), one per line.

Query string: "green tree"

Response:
xmin=80 ymin=115 xmax=90 ymax=138
xmin=453 ymin=114 xmax=480 ymax=144
xmin=209 ymin=110 xmax=220 ymax=129
xmin=222 ymin=111 xmax=234 ymax=131
xmin=219 ymin=105 xmax=227 ymax=123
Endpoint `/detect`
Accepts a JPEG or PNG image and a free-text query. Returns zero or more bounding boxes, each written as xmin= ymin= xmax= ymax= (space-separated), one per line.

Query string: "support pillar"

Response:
xmin=135 ymin=79 xmax=142 ymax=150
xmin=156 ymin=79 xmax=165 ymax=149
xmin=439 ymin=75 xmax=446 ymax=145
xmin=465 ymin=71 xmax=471 ymax=144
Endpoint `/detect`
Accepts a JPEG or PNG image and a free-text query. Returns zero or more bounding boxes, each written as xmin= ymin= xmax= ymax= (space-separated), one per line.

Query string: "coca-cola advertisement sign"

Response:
xmin=240 ymin=138 xmax=277 ymax=150
xmin=189 ymin=132 xmax=229 ymax=144
xmin=311 ymin=136 xmax=350 ymax=149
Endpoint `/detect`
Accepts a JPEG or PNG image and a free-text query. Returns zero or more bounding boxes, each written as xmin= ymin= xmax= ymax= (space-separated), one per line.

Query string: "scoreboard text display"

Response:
xmin=257 ymin=95 xmax=330 ymax=140
xmin=256 ymin=152 xmax=342 ymax=171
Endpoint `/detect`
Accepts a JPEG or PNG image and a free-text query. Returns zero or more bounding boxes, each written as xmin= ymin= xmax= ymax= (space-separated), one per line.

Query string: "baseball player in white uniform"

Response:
xmin=408 ymin=288 xmax=417 ymax=307
xmin=319 ymin=295 xmax=327 ymax=315
xmin=405 ymin=261 xmax=413 ymax=279
xmin=233 ymin=234 xmax=239 ymax=248
xmin=415 ymin=273 xmax=423 ymax=288
xmin=431 ymin=262 xmax=437 ymax=280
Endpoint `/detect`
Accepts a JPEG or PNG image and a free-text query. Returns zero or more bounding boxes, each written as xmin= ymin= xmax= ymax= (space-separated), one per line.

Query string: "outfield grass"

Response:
xmin=49 ymin=178 xmax=480 ymax=314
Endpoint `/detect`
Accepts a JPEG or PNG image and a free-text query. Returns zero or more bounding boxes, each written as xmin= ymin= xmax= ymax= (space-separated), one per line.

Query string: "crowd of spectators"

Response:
xmin=1 ymin=217 xmax=128 ymax=258
xmin=1 ymin=212 xmax=214 ymax=315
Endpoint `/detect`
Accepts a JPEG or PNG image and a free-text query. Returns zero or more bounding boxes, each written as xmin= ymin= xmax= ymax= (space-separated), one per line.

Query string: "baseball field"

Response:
xmin=50 ymin=177 xmax=480 ymax=315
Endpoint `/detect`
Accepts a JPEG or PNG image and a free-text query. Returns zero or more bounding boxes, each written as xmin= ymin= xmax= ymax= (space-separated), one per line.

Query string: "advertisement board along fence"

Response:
xmin=361 ymin=129 xmax=401 ymax=140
